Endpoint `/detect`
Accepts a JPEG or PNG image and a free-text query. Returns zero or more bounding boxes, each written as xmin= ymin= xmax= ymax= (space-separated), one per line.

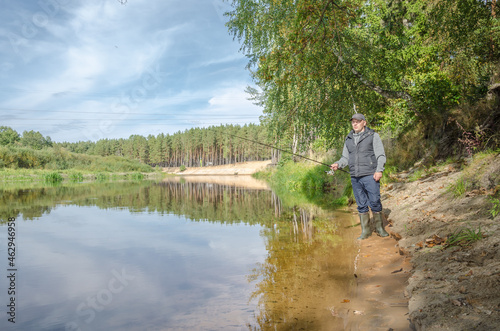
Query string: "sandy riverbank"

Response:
xmin=162 ymin=160 xmax=273 ymax=175
xmin=378 ymin=156 xmax=500 ymax=330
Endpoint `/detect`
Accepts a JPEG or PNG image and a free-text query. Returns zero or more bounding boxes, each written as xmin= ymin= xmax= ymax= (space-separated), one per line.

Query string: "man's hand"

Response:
xmin=330 ymin=163 xmax=339 ymax=171
xmin=373 ymin=172 xmax=383 ymax=182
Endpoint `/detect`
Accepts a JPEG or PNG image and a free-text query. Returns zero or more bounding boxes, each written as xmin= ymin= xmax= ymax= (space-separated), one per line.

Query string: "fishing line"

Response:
xmin=229 ymin=134 xmax=350 ymax=174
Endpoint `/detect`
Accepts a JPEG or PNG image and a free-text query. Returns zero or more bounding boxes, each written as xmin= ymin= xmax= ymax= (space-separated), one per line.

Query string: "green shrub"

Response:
xmin=95 ymin=173 xmax=108 ymax=182
xmin=179 ymin=165 xmax=186 ymax=172
xmin=69 ymin=172 xmax=84 ymax=182
xmin=489 ymin=196 xmax=500 ymax=219
xmin=128 ymin=172 xmax=144 ymax=181
xmin=43 ymin=172 xmax=63 ymax=183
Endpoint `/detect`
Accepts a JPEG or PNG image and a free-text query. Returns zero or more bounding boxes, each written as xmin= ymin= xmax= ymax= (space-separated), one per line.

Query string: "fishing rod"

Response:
xmin=229 ymin=134 xmax=350 ymax=175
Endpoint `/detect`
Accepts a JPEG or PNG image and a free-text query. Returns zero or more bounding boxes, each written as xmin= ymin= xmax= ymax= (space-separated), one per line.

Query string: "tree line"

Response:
xmin=0 ymin=127 xmax=53 ymax=149
xmin=1 ymin=124 xmax=272 ymax=168
xmin=59 ymin=124 xmax=271 ymax=167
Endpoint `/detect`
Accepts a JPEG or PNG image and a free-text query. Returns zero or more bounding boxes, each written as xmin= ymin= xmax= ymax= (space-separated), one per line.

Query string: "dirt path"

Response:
xmin=348 ymin=232 xmax=413 ymax=330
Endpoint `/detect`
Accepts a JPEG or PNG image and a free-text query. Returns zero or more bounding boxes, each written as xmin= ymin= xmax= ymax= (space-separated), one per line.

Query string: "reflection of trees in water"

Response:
xmin=0 ymin=181 xmax=276 ymax=226
xmin=292 ymin=207 xmax=314 ymax=242
xmin=0 ymin=180 xmax=357 ymax=329
xmin=248 ymin=201 xmax=356 ymax=330
xmin=271 ymin=192 xmax=317 ymax=243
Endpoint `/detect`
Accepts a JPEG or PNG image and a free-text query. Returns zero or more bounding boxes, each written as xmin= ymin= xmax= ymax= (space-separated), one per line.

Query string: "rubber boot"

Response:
xmin=357 ymin=212 xmax=372 ymax=240
xmin=373 ymin=211 xmax=389 ymax=237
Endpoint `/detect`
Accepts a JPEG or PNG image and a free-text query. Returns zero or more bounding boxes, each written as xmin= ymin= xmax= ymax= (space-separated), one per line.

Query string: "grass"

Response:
xmin=0 ymin=167 xmax=162 ymax=185
xmin=128 ymin=172 xmax=145 ymax=181
xmin=446 ymin=149 xmax=499 ymax=199
xmin=260 ymin=160 xmax=352 ymax=209
xmin=0 ymin=144 xmax=164 ymax=184
xmin=444 ymin=225 xmax=484 ymax=248
xmin=489 ymin=196 xmax=500 ymax=218
xmin=447 ymin=176 xmax=471 ymax=198
xmin=68 ymin=172 xmax=84 ymax=182
xmin=0 ymin=145 xmax=154 ymax=173
xmin=43 ymin=172 xmax=63 ymax=183
xmin=408 ymin=169 xmax=425 ymax=182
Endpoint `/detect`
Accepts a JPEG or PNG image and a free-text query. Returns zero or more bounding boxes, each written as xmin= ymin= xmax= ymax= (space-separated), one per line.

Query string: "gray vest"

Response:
xmin=345 ymin=127 xmax=377 ymax=177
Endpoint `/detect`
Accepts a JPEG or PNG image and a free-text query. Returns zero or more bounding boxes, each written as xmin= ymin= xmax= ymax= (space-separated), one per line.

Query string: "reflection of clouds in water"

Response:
xmin=12 ymin=206 xmax=265 ymax=330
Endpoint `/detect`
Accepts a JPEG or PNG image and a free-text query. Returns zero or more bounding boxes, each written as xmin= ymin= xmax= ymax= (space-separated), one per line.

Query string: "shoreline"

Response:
xmin=162 ymin=160 xmax=272 ymax=176
xmin=378 ymin=156 xmax=500 ymax=330
xmin=347 ymin=213 xmax=413 ymax=330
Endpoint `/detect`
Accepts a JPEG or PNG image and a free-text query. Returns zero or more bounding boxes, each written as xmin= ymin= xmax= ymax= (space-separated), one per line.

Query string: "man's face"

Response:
xmin=351 ymin=119 xmax=366 ymax=133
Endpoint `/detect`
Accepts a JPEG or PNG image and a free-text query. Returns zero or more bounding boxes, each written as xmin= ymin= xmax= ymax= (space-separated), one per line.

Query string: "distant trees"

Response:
xmin=0 ymin=126 xmax=20 ymax=146
xmin=0 ymin=127 xmax=52 ymax=149
xmin=58 ymin=124 xmax=272 ymax=167
xmin=0 ymin=124 xmax=272 ymax=168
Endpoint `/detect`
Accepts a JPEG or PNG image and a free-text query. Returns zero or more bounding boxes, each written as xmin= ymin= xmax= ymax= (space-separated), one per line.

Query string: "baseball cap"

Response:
xmin=350 ymin=113 xmax=366 ymax=121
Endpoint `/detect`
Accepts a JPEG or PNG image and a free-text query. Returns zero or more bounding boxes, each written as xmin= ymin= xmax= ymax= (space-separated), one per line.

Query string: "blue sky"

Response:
xmin=0 ymin=0 xmax=262 ymax=143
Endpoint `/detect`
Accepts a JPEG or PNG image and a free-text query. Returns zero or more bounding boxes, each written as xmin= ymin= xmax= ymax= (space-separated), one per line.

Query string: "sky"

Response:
xmin=0 ymin=0 xmax=263 ymax=143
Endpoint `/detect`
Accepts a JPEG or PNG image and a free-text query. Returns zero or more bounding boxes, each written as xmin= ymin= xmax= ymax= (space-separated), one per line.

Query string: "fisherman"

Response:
xmin=330 ymin=113 xmax=389 ymax=239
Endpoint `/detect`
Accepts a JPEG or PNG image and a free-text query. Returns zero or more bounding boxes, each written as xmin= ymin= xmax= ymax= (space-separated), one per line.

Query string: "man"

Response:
xmin=330 ymin=113 xmax=389 ymax=239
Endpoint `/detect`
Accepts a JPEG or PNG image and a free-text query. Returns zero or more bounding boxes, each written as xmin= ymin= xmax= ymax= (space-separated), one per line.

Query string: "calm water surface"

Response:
xmin=0 ymin=177 xmax=358 ymax=330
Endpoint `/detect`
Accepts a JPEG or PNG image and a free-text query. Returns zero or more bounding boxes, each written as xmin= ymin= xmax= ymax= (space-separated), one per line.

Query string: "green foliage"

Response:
xmin=445 ymin=225 xmax=484 ymax=249
xmin=179 ymin=165 xmax=186 ymax=172
xmin=408 ymin=169 xmax=426 ymax=182
xmin=268 ymin=160 xmax=351 ymax=208
xmin=301 ymin=166 xmax=327 ymax=200
xmin=20 ymin=130 xmax=52 ymax=150
xmin=444 ymin=149 xmax=500 ymax=201
xmin=410 ymin=71 xmax=461 ymax=117
xmin=381 ymin=165 xmax=398 ymax=185
xmin=0 ymin=126 xmax=20 ymax=146
xmin=225 ymin=0 xmax=499 ymax=152
xmin=69 ymin=172 xmax=84 ymax=182
xmin=448 ymin=176 xmax=471 ymax=198
xmin=43 ymin=172 xmax=63 ymax=183
xmin=489 ymin=196 xmax=500 ymax=219
xmin=128 ymin=172 xmax=144 ymax=181
xmin=94 ymin=173 xmax=108 ymax=182
xmin=0 ymin=145 xmax=153 ymax=173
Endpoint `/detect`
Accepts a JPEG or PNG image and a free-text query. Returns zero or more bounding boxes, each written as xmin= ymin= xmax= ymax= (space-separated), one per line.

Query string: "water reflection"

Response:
xmin=0 ymin=178 xmax=357 ymax=330
xmin=250 ymin=199 xmax=358 ymax=330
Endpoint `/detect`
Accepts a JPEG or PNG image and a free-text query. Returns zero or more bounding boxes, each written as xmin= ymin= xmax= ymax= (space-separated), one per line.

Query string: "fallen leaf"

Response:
xmin=341 ymin=299 xmax=350 ymax=303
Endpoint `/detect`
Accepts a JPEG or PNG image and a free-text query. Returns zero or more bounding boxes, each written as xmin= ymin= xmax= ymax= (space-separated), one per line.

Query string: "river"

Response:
xmin=0 ymin=176 xmax=359 ymax=330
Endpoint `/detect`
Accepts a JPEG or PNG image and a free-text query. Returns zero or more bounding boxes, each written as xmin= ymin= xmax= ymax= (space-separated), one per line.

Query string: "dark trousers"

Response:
xmin=351 ymin=175 xmax=382 ymax=213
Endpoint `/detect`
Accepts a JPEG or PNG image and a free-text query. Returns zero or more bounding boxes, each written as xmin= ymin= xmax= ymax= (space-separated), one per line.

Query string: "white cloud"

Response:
xmin=0 ymin=0 xmax=262 ymax=142
xmin=208 ymin=85 xmax=260 ymax=115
